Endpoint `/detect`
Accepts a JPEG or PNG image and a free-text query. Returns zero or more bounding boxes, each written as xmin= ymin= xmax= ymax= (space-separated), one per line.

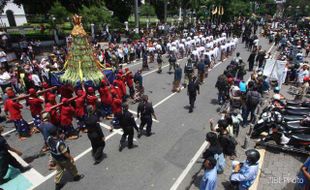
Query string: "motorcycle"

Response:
xmin=255 ymin=125 xmax=310 ymax=155
xmin=251 ymin=106 xmax=310 ymax=139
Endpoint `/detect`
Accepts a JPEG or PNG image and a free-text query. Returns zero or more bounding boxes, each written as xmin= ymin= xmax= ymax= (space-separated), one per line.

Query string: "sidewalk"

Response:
xmin=188 ymin=84 xmax=308 ymax=190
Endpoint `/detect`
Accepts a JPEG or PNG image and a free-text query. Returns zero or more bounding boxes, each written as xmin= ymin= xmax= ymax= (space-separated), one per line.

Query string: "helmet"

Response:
xmin=273 ymin=94 xmax=281 ymax=101
xmin=274 ymin=86 xmax=280 ymax=93
xmin=245 ymin=149 xmax=260 ymax=165
xmin=273 ymin=111 xmax=283 ymax=124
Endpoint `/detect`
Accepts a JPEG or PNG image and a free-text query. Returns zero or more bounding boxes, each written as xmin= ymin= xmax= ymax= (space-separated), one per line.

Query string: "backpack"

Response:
xmin=214 ymin=153 xmax=225 ymax=174
xmin=185 ymin=62 xmax=193 ymax=73
xmin=247 ymin=91 xmax=260 ymax=106
xmin=215 ymin=75 xmax=228 ymax=90
xmin=188 ymin=81 xmax=196 ymax=93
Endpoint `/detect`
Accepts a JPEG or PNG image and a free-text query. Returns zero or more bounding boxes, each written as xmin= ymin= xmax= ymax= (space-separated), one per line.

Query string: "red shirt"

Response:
xmin=4 ymin=99 xmax=23 ymax=120
xmin=45 ymin=102 xmax=59 ymax=125
xmin=114 ymin=79 xmax=126 ymax=95
xmin=43 ymin=91 xmax=52 ymax=102
xmin=114 ymin=86 xmax=123 ymax=99
xmin=75 ymin=92 xmax=86 ymax=117
xmin=125 ymin=72 xmax=134 ymax=87
xmin=99 ymin=87 xmax=113 ymax=106
xmin=27 ymin=97 xmax=44 ymax=116
xmin=111 ymin=98 xmax=122 ymax=114
xmin=86 ymin=94 xmax=98 ymax=109
xmin=60 ymin=105 xmax=75 ymax=126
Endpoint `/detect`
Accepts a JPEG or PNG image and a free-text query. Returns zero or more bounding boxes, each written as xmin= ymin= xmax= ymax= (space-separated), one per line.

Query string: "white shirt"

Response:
xmin=0 ymin=51 xmax=7 ymax=63
xmin=298 ymin=69 xmax=309 ymax=83
xmin=31 ymin=74 xmax=41 ymax=86
xmin=0 ymin=71 xmax=11 ymax=85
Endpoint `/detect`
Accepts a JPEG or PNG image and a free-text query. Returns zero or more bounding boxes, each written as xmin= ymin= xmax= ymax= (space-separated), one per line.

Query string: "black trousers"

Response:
xmin=139 ymin=117 xmax=152 ymax=135
xmin=120 ymin=128 xmax=134 ymax=148
xmin=189 ymin=94 xmax=197 ymax=111
xmin=0 ymin=152 xmax=23 ymax=179
xmin=91 ymin=144 xmax=105 ymax=162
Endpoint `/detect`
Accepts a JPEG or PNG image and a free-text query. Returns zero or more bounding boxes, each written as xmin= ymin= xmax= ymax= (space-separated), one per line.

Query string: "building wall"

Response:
xmin=0 ymin=0 xmax=27 ymax=27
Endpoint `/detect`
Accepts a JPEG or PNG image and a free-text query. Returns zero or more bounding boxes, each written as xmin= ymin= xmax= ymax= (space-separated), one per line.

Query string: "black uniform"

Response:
xmin=187 ymin=78 xmax=200 ymax=113
xmin=119 ymin=110 xmax=139 ymax=150
xmin=85 ymin=114 xmax=105 ymax=163
xmin=137 ymin=101 xmax=155 ymax=136
xmin=184 ymin=61 xmax=194 ymax=86
xmin=0 ymin=135 xmax=25 ymax=181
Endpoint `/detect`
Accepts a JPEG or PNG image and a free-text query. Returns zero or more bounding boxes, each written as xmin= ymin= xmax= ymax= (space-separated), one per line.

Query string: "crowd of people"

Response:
xmin=0 ymin=15 xmax=310 ymax=190
xmin=198 ymin=19 xmax=310 ymax=190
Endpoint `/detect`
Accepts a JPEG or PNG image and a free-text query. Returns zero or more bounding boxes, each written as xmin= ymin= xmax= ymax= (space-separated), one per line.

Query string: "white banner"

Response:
xmin=263 ymin=59 xmax=287 ymax=85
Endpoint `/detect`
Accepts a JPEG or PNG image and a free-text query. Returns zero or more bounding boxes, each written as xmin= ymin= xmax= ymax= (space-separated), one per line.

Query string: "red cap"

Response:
xmin=29 ymin=88 xmax=36 ymax=96
xmin=88 ymin=87 xmax=94 ymax=94
xmin=101 ymin=79 xmax=107 ymax=86
xmin=77 ymin=89 xmax=84 ymax=96
xmin=125 ymin=68 xmax=129 ymax=72
xmin=110 ymin=89 xmax=117 ymax=95
xmin=62 ymin=98 xmax=69 ymax=104
xmin=227 ymin=77 xmax=234 ymax=84
xmin=42 ymin=82 xmax=49 ymax=89
xmin=6 ymin=89 xmax=15 ymax=98
xmin=304 ymin=77 xmax=309 ymax=82
xmin=48 ymin=94 xmax=56 ymax=101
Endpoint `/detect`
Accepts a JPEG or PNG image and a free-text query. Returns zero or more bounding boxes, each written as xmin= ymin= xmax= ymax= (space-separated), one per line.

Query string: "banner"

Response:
xmin=263 ymin=59 xmax=287 ymax=85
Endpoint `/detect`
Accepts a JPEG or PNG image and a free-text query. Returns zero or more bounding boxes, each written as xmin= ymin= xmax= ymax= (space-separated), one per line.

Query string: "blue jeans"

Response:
xmin=242 ymin=105 xmax=257 ymax=126
xmin=218 ymin=90 xmax=226 ymax=105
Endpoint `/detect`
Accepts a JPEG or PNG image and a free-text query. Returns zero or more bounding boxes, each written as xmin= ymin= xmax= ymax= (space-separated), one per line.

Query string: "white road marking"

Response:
xmin=153 ymin=87 xmax=185 ymax=108
xmin=169 ymin=141 xmax=209 ymax=190
xmin=2 ymin=121 xmax=34 ymax=136
xmin=99 ymin=122 xmax=138 ymax=142
xmin=29 ymin=130 xmax=119 ymax=190
xmin=9 ymin=150 xmax=45 ymax=187
xmin=3 ymin=128 xmax=17 ymax=136
xmin=128 ymin=109 xmax=160 ymax=123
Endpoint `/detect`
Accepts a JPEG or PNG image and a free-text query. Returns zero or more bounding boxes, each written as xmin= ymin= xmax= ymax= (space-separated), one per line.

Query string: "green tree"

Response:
xmin=49 ymin=1 xmax=70 ymax=24
xmin=104 ymin=0 xmax=133 ymax=22
xmin=79 ymin=3 xmax=113 ymax=28
xmin=140 ymin=3 xmax=156 ymax=17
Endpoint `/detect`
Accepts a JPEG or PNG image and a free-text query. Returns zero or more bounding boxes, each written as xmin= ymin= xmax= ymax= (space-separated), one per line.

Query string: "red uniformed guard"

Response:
xmin=27 ymin=88 xmax=44 ymax=128
xmin=114 ymin=74 xmax=126 ymax=98
xmin=99 ymin=83 xmax=113 ymax=119
xmin=111 ymin=89 xmax=122 ymax=129
xmin=4 ymin=89 xmax=31 ymax=140
xmin=59 ymin=83 xmax=74 ymax=100
xmin=60 ymin=98 xmax=78 ymax=140
xmin=124 ymin=68 xmax=135 ymax=99
xmin=42 ymin=82 xmax=52 ymax=103
xmin=86 ymin=87 xmax=98 ymax=110
xmin=45 ymin=94 xmax=59 ymax=127
xmin=75 ymin=89 xmax=87 ymax=132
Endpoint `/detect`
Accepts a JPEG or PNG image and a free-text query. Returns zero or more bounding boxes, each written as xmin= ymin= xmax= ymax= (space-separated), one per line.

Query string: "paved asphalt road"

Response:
xmin=0 ymin=34 xmax=275 ymax=190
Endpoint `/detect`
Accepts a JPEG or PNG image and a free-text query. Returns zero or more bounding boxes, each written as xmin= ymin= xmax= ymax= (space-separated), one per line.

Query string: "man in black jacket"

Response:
xmin=119 ymin=103 xmax=139 ymax=151
xmin=187 ymin=76 xmax=200 ymax=113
